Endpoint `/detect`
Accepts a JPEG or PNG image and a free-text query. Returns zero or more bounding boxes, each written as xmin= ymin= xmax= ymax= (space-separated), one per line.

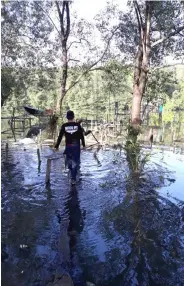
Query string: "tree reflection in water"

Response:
xmin=101 ymin=173 xmax=184 ymax=286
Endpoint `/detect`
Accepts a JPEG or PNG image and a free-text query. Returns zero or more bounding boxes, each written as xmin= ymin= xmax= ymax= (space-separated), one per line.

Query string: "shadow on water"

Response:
xmin=1 ymin=143 xmax=184 ymax=285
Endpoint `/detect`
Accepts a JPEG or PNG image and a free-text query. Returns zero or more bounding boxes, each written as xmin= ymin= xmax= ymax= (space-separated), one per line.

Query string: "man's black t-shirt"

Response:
xmin=55 ymin=122 xmax=85 ymax=149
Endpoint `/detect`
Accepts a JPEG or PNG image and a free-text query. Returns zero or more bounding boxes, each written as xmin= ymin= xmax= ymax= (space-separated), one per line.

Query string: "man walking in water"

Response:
xmin=54 ymin=110 xmax=85 ymax=185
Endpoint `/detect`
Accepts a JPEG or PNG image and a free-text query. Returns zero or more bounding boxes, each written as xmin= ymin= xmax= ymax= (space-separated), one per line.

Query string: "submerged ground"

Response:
xmin=1 ymin=142 xmax=184 ymax=286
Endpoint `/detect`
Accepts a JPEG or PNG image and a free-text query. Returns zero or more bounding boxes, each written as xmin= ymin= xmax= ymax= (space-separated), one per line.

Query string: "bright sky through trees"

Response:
xmin=72 ymin=0 xmax=128 ymax=21
xmin=70 ymin=0 xmax=183 ymax=65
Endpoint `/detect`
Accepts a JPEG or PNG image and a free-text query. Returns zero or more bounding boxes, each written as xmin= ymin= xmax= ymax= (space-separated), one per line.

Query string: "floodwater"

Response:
xmin=1 ymin=143 xmax=184 ymax=286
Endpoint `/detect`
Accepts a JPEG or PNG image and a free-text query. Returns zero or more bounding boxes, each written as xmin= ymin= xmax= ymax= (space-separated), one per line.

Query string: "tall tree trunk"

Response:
xmin=131 ymin=1 xmax=152 ymax=128
xmin=55 ymin=1 xmax=70 ymax=115
xmin=125 ymin=1 xmax=152 ymax=172
xmin=132 ymin=38 xmax=143 ymax=125
xmin=131 ymin=84 xmax=142 ymax=125
xmin=56 ymin=45 xmax=67 ymax=113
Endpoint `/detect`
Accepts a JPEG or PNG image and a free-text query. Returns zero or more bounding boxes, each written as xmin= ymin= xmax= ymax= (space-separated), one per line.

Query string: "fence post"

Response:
xmin=5 ymin=142 xmax=9 ymax=160
xmin=37 ymin=147 xmax=41 ymax=163
xmin=29 ymin=118 xmax=31 ymax=128
xmin=10 ymin=118 xmax=16 ymax=142
xmin=39 ymin=129 xmax=42 ymax=144
xmin=22 ymin=119 xmax=25 ymax=133
xmin=5 ymin=142 xmax=8 ymax=151
xmin=45 ymin=159 xmax=51 ymax=185
xmin=37 ymin=146 xmax=41 ymax=171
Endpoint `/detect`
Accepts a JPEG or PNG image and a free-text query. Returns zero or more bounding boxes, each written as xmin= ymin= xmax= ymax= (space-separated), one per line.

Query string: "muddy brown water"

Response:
xmin=1 ymin=143 xmax=184 ymax=286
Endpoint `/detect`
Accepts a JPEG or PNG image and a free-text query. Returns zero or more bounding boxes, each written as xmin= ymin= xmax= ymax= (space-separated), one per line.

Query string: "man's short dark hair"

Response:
xmin=66 ymin=110 xmax=74 ymax=120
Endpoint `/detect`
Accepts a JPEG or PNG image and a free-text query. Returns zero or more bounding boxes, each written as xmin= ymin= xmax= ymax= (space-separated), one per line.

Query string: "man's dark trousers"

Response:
xmin=64 ymin=144 xmax=80 ymax=180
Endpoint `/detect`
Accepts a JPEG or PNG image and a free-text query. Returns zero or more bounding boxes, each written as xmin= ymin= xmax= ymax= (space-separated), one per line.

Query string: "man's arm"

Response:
xmin=55 ymin=125 xmax=65 ymax=149
xmin=79 ymin=125 xmax=85 ymax=147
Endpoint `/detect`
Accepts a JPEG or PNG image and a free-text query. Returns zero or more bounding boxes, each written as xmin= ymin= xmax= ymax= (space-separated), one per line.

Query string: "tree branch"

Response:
xmin=134 ymin=1 xmax=143 ymax=36
xmin=55 ymin=1 xmax=64 ymax=40
xmin=134 ymin=0 xmax=145 ymax=53
xmin=36 ymin=2 xmax=60 ymax=36
xmin=67 ymin=38 xmax=90 ymax=51
xmin=67 ymin=41 xmax=80 ymax=51
xmin=89 ymin=63 xmax=133 ymax=72
xmin=145 ymin=1 xmax=152 ymax=53
xmin=151 ymin=25 xmax=184 ymax=48
xmin=67 ymin=58 xmax=80 ymax=63
xmin=65 ymin=1 xmax=70 ymax=41
xmin=152 ymin=62 xmax=184 ymax=71
xmin=65 ymin=26 xmax=120 ymax=95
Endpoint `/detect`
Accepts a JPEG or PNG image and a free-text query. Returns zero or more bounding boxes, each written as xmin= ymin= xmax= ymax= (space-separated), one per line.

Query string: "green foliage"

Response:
xmin=1 ymin=68 xmax=15 ymax=106
xmin=1 ymin=1 xmax=54 ymax=67
xmin=63 ymin=60 xmax=133 ymax=120
xmin=1 ymin=0 xmax=184 ymax=125
xmin=1 ymin=68 xmax=60 ymax=114
xmin=145 ymin=69 xmax=177 ymax=105
xmin=163 ymin=82 xmax=184 ymax=125
xmin=2 ymin=63 xmax=183 ymax=124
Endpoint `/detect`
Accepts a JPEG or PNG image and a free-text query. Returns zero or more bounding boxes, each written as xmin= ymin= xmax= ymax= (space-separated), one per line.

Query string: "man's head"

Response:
xmin=66 ymin=110 xmax=74 ymax=121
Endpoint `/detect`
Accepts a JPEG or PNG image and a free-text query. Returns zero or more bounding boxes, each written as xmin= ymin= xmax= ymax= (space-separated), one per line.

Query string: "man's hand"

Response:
xmin=85 ymin=130 xmax=91 ymax=136
xmin=53 ymin=147 xmax=58 ymax=152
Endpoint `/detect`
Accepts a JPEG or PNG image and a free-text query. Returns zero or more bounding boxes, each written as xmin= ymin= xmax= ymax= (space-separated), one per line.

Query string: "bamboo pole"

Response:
xmin=162 ymin=122 xmax=165 ymax=142
xmin=173 ymin=142 xmax=176 ymax=153
xmin=10 ymin=109 xmax=16 ymax=142
xmin=29 ymin=118 xmax=31 ymax=128
xmin=13 ymin=107 xmax=15 ymax=131
xmin=39 ymin=129 xmax=42 ymax=145
xmin=5 ymin=142 xmax=9 ymax=161
xmin=91 ymin=119 xmax=93 ymax=131
xmin=5 ymin=142 xmax=8 ymax=151
xmin=37 ymin=148 xmax=41 ymax=163
xmin=45 ymin=159 xmax=51 ymax=184
xmin=22 ymin=119 xmax=25 ymax=134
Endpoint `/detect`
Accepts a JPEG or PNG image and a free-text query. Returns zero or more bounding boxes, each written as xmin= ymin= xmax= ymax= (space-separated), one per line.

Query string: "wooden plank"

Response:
xmin=11 ymin=109 xmax=16 ymax=142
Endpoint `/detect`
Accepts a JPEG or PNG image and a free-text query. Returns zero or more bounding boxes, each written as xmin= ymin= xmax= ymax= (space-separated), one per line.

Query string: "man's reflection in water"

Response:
xmin=66 ymin=186 xmax=86 ymax=263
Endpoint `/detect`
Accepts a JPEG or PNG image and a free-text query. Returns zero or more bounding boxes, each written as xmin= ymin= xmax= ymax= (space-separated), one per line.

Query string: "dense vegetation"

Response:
xmin=2 ymin=63 xmax=184 ymax=129
xmin=1 ymin=0 xmax=184 ymax=134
